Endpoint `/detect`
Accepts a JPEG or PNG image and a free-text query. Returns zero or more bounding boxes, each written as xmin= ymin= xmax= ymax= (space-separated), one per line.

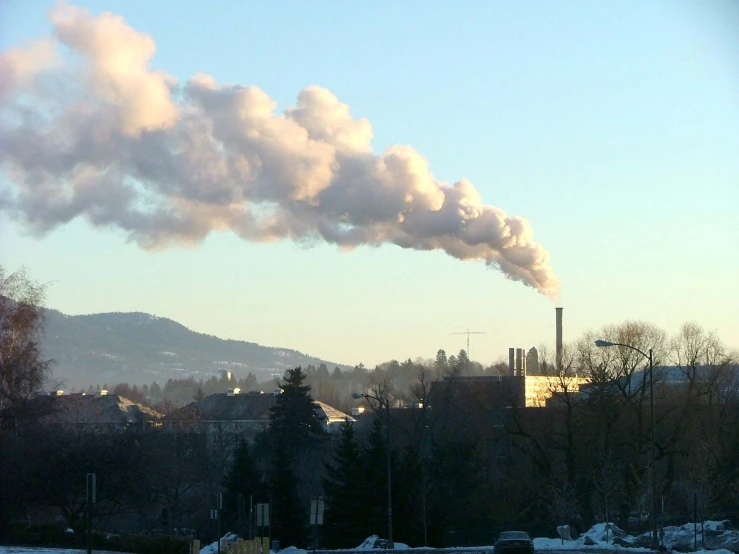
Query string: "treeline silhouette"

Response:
xmin=3 ymin=267 xmax=738 ymax=554
xmin=87 ymin=348 xmax=507 ymax=414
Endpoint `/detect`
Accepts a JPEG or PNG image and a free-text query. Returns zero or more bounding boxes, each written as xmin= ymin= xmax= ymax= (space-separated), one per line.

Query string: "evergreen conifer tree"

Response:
xmin=265 ymin=367 xmax=325 ymax=548
xmin=434 ymin=349 xmax=448 ymax=374
xmin=269 ymin=440 xmax=307 ymax=547
xmin=395 ymin=445 xmax=432 ymax=546
xmin=268 ymin=367 xmax=325 ymax=454
xmin=362 ymin=416 xmax=391 ymax=539
xmin=456 ymin=349 xmax=470 ymax=373
xmin=223 ymin=441 xmax=266 ymax=535
xmin=322 ymin=420 xmax=366 ymax=547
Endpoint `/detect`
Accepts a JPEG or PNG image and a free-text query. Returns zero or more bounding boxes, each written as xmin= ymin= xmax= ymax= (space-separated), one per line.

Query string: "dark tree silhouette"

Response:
xmin=268 ymin=367 xmax=325 ymax=454
xmin=223 ymin=440 xmax=267 ymax=536
xmin=361 ymin=416 xmax=392 ymax=540
xmin=0 ymin=266 xmax=52 ymax=428
xmin=322 ymin=420 xmax=366 ymax=547
xmin=269 ymin=441 xmax=307 ymax=547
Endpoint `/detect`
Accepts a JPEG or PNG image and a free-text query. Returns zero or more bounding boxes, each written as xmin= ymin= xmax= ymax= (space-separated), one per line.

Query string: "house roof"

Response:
xmin=168 ymin=392 xmax=277 ymax=422
xmin=36 ymin=393 xmax=162 ymax=425
xmin=167 ymin=393 xmax=353 ymax=424
xmin=314 ymin=400 xmax=354 ymax=423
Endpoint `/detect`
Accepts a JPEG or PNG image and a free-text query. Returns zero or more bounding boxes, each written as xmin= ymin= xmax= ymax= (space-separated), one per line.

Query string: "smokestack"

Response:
xmin=508 ymin=348 xmax=515 ymax=377
xmin=556 ymin=307 xmax=563 ymax=372
xmin=516 ymin=348 xmax=523 ymax=376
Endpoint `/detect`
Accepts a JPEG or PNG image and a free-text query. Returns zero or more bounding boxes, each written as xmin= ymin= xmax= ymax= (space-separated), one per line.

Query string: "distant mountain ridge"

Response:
xmin=40 ymin=309 xmax=350 ymax=390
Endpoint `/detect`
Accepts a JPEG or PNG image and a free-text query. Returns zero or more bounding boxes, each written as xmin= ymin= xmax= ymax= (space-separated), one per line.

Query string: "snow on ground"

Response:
xmin=356 ymin=535 xmax=410 ymax=550
xmin=200 ymin=532 xmax=239 ymax=554
xmin=534 ymin=521 xmax=738 ymax=552
xmin=0 ymin=546 xmax=130 ymax=554
xmin=659 ymin=521 xmax=739 ymax=552
xmin=4 ymin=521 xmax=738 ymax=554
xmin=199 ymin=522 xmax=739 ymax=554
xmin=533 ymin=522 xmax=647 ymax=551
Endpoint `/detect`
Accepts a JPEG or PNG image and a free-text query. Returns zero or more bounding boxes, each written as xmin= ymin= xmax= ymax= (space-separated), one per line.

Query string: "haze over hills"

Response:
xmin=40 ymin=309 xmax=352 ymax=391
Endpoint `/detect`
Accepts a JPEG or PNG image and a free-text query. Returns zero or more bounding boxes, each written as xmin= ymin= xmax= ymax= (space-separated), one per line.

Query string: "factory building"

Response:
xmin=508 ymin=307 xmax=588 ymax=407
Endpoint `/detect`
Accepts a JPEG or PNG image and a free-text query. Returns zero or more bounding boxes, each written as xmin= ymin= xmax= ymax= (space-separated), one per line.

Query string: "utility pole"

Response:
xmin=451 ymin=328 xmax=485 ymax=358
xmin=214 ymin=493 xmax=223 ymax=554
xmin=595 ymin=340 xmax=659 ymax=551
xmin=238 ymin=494 xmax=245 ymax=539
xmin=86 ymin=473 xmax=96 ymax=554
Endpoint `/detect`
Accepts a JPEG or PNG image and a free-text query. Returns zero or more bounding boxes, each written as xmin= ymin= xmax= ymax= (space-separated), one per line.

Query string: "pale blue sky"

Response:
xmin=1 ymin=0 xmax=738 ymax=368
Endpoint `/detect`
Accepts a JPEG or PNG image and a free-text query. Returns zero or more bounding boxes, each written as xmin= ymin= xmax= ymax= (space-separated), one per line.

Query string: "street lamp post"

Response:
xmin=595 ymin=339 xmax=658 ymax=550
xmin=352 ymin=392 xmax=393 ymax=547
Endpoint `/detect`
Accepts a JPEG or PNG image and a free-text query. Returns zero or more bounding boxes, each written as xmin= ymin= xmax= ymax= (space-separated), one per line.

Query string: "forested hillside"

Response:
xmin=40 ymin=309 xmax=350 ymax=390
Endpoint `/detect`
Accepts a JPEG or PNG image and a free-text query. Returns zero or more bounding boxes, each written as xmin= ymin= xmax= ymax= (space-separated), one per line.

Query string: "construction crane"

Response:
xmin=451 ymin=328 xmax=485 ymax=359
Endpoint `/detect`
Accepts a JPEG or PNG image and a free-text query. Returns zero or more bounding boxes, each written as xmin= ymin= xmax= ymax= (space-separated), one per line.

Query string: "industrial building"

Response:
xmin=507 ymin=307 xmax=589 ymax=407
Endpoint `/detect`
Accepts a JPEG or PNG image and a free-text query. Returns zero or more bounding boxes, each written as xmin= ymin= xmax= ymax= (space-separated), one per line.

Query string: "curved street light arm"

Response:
xmin=599 ymin=341 xmax=651 ymax=362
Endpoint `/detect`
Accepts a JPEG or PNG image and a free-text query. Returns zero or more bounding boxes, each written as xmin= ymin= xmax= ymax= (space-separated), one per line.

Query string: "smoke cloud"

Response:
xmin=0 ymin=5 xmax=560 ymax=299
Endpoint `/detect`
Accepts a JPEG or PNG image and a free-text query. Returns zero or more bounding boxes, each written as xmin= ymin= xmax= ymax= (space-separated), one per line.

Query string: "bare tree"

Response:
xmin=0 ymin=266 xmax=53 ymax=428
xmin=573 ymin=322 xmax=668 ymax=521
xmin=665 ymin=324 xmax=739 ymax=514
xmin=545 ymin=476 xmax=579 ymax=543
xmin=590 ymin=439 xmax=622 ymax=541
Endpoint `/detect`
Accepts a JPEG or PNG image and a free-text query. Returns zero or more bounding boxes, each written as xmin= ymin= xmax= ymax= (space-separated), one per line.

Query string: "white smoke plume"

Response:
xmin=0 ymin=5 xmax=560 ymax=299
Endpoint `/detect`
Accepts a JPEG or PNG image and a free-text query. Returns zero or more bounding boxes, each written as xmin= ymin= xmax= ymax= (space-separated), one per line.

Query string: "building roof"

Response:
xmin=36 ymin=393 xmax=162 ymax=425
xmin=169 ymin=392 xmax=276 ymax=422
xmin=314 ymin=400 xmax=354 ymax=423
xmin=579 ymin=364 xmax=739 ymax=397
xmin=167 ymin=392 xmax=353 ymax=425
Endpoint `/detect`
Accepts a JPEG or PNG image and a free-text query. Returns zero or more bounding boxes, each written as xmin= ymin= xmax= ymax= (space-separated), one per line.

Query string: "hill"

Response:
xmin=40 ymin=309 xmax=350 ymax=390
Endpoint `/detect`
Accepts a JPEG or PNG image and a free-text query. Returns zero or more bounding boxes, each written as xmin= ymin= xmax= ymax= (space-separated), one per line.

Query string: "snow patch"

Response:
xmin=0 ymin=546 xmax=132 ymax=554
xmin=200 ymin=532 xmax=239 ymax=554
xmin=355 ymin=536 xmax=409 ymax=550
xmin=534 ymin=520 xmax=739 ymax=552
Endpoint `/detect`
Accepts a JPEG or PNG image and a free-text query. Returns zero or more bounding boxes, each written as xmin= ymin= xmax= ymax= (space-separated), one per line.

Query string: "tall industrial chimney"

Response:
xmin=508 ymin=348 xmax=515 ymax=377
xmin=516 ymin=348 xmax=523 ymax=376
xmin=555 ymin=307 xmax=563 ymax=372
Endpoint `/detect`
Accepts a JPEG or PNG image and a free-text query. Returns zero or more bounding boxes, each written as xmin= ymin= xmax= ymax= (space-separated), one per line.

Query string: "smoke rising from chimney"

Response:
xmin=0 ymin=5 xmax=560 ymax=298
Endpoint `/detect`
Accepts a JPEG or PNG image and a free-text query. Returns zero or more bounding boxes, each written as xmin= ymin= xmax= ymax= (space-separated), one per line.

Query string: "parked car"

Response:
xmin=494 ymin=531 xmax=535 ymax=554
